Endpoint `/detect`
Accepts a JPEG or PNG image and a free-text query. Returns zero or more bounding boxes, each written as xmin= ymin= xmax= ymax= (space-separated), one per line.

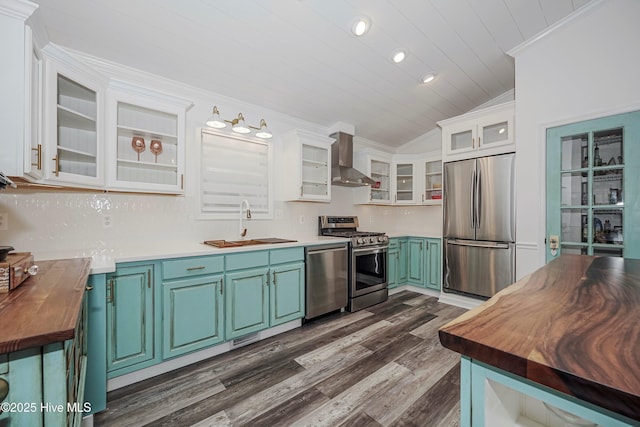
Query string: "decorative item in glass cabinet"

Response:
xmin=131 ymin=137 xmax=145 ymax=161
xmin=150 ymin=140 xmax=163 ymax=163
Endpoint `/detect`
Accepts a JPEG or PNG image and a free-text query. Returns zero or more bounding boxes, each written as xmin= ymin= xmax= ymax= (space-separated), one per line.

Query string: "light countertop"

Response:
xmin=33 ymin=236 xmax=350 ymax=274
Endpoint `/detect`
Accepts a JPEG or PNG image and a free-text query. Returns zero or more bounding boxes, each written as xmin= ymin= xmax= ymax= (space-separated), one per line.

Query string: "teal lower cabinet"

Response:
xmin=106 ymin=263 xmax=160 ymax=377
xmin=0 ymin=293 xmax=89 ymax=427
xmin=161 ymin=255 xmax=225 ymax=359
xmin=388 ymin=238 xmax=408 ymax=288
xmin=425 ymin=238 xmax=441 ymax=290
xmin=391 ymin=237 xmax=440 ymax=290
xmin=407 ymin=238 xmax=426 ymax=286
xmin=388 ymin=239 xmax=399 ymax=288
xmin=462 ymin=357 xmax=636 ymax=426
xmin=85 ymin=274 xmax=107 ymax=415
xmin=225 ymin=266 xmax=270 ymax=340
xmin=225 ymin=248 xmax=305 ymax=340
xmin=270 ymin=261 xmax=305 ymax=326
xmin=162 ymin=275 xmax=225 ymax=359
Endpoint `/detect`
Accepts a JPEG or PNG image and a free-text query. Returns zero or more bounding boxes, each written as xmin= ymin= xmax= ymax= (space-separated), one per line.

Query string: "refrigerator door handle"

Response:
xmin=470 ymin=169 xmax=476 ymax=229
xmin=475 ymin=168 xmax=481 ymax=230
xmin=448 ymin=239 xmax=510 ymax=250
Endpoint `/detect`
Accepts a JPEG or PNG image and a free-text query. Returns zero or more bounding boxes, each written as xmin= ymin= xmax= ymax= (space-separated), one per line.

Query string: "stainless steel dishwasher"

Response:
xmin=304 ymin=243 xmax=348 ymax=319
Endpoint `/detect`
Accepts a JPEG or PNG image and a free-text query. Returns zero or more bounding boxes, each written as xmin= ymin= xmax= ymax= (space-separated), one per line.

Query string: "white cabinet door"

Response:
xmin=353 ymin=152 xmax=392 ymax=204
xmin=43 ymin=50 xmax=105 ymax=187
xmin=282 ymin=129 xmax=333 ymax=202
xmin=105 ymin=83 xmax=191 ymax=194
xmin=393 ymin=161 xmax=416 ymax=204
xmin=422 ymin=156 xmax=442 ymax=205
xmin=440 ymin=101 xmax=515 ymax=162
xmin=24 ymin=26 xmax=44 ymax=180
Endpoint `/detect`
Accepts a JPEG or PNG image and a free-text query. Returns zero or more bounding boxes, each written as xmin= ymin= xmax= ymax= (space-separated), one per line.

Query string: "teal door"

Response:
xmin=162 ymin=275 xmax=225 ymax=359
xmin=546 ymin=110 xmax=640 ymax=261
xmin=426 ymin=238 xmax=441 ymax=290
xmin=270 ymin=262 xmax=305 ymax=326
xmin=107 ymin=264 xmax=155 ymax=373
xmin=398 ymin=239 xmax=408 ymax=284
xmin=225 ymin=267 xmax=269 ymax=339
xmin=408 ymin=238 xmax=425 ymax=286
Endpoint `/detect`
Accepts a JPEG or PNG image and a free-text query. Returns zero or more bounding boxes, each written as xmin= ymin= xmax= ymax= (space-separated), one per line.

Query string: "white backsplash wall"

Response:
xmin=0 ymin=185 xmax=441 ymax=258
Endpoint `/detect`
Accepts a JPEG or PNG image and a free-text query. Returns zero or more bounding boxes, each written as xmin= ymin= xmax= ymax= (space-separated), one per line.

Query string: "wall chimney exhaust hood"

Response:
xmin=330 ymin=132 xmax=375 ymax=187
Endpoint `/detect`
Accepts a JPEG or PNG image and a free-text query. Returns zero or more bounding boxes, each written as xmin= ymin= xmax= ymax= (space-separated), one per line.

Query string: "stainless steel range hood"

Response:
xmin=330 ymin=132 xmax=375 ymax=187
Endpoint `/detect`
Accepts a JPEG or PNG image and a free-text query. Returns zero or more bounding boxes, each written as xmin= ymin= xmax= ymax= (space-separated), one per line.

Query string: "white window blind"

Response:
xmin=200 ymin=130 xmax=272 ymax=219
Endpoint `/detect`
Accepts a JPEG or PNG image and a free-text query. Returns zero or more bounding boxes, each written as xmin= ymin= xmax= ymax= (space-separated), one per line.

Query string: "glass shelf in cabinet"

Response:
xmin=116 ymin=158 xmax=178 ymax=170
xmin=58 ymin=106 xmax=97 ymax=131
xmin=57 ymin=146 xmax=97 ymax=159
xmin=117 ymin=125 xmax=177 ymax=140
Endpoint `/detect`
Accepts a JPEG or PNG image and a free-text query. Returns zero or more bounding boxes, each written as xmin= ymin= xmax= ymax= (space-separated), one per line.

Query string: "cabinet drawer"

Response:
xmin=162 ymin=256 xmax=224 ymax=280
xmin=225 ymin=251 xmax=269 ymax=271
xmin=270 ymin=247 xmax=304 ymax=265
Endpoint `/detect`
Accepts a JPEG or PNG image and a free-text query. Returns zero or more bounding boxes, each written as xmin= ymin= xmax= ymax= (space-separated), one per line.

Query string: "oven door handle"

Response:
xmin=351 ymin=245 xmax=389 ymax=255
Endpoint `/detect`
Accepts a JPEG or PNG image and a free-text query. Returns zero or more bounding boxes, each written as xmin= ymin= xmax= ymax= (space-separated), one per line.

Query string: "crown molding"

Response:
xmin=0 ymin=0 xmax=37 ymax=21
xmin=507 ymin=0 xmax=605 ymax=57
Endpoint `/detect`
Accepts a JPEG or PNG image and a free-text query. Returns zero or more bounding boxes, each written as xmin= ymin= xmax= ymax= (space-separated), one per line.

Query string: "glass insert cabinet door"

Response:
xmin=546 ymin=110 xmax=640 ymax=261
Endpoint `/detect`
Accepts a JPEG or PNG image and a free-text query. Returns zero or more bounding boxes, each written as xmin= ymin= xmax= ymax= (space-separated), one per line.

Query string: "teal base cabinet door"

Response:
xmin=163 ymin=275 xmax=225 ymax=359
xmin=270 ymin=261 xmax=305 ymax=326
xmin=425 ymin=238 xmax=441 ymax=290
xmin=107 ymin=263 xmax=159 ymax=377
xmin=388 ymin=240 xmax=399 ymax=288
xmin=388 ymin=238 xmax=408 ymax=288
xmin=85 ymin=274 xmax=107 ymax=415
xmin=225 ymin=267 xmax=270 ymax=340
xmin=408 ymin=238 xmax=426 ymax=286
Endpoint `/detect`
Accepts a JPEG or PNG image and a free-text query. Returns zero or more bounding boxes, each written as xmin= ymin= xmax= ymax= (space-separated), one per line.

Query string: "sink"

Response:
xmin=204 ymin=238 xmax=297 ymax=248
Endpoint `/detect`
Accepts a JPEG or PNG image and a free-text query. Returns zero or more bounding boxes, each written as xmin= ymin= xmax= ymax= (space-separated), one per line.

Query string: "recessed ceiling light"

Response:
xmin=392 ymin=49 xmax=407 ymax=63
xmin=421 ymin=73 xmax=436 ymax=84
xmin=351 ymin=17 xmax=370 ymax=36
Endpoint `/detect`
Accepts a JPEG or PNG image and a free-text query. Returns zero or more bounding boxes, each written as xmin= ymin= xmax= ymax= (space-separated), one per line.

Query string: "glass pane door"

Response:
xmin=546 ymin=110 xmax=640 ymax=261
xmin=395 ymin=163 xmax=413 ymax=202
xmin=370 ymin=159 xmax=390 ymax=202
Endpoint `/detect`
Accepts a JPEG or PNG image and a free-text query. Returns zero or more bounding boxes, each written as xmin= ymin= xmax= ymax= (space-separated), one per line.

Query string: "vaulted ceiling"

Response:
xmin=32 ymin=0 xmax=592 ymax=148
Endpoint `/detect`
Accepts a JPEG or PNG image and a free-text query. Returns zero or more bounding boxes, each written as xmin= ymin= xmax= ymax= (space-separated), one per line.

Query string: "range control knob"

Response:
xmin=369 ymin=237 xmax=376 ymax=243
xmin=357 ymin=238 xmax=364 ymax=244
xmin=378 ymin=236 xmax=384 ymax=242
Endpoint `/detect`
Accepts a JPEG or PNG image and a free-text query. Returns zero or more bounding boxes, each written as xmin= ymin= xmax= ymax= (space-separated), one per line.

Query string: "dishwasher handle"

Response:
xmin=305 ymin=245 xmax=348 ymax=256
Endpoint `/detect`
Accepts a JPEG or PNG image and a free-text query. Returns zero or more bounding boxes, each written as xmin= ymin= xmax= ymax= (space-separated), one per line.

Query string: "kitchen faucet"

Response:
xmin=239 ymin=199 xmax=252 ymax=238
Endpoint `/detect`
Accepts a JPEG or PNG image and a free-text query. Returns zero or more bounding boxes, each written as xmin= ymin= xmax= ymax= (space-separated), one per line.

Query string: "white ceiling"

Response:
xmin=32 ymin=0 xmax=592 ymax=148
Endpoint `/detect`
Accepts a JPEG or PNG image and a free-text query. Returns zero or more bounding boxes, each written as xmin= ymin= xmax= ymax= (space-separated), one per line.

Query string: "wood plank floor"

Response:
xmin=94 ymin=291 xmax=467 ymax=427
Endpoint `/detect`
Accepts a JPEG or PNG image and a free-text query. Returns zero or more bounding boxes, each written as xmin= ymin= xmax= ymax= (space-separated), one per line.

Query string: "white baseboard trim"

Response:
xmin=438 ymin=292 xmax=483 ymax=310
xmin=107 ymin=319 xmax=301 ymax=391
xmin=389 ymin=285 xmax=440 ymax=298
xmin=389 ymin=284 xmax=482 ymax=310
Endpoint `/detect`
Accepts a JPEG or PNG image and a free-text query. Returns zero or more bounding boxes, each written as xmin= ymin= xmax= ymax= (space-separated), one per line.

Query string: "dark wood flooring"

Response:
xmin=94 ymin=291 xmax=467 ymax=427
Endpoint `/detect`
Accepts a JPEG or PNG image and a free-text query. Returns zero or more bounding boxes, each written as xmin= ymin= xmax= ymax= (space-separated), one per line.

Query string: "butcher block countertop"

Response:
xmin=438 ymin=254 xmax=640 ymax=422
xmin=0 ymin=257 xmax=91 ymax=354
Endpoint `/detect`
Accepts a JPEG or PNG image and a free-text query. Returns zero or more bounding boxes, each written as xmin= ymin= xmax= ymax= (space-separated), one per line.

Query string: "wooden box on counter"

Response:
xmin=0 ymin=252 xmax=35 ymax=293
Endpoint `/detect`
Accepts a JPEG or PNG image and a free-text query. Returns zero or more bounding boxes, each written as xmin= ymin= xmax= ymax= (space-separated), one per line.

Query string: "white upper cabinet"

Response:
xmin=282 ymin=129 xmax=333 ymax=202
xmin=43 ymin=46 xmax=105 ymax=187
xmin=393 ymin=160 xmax=416 ymax=205
xmin=421 ymin=154 xmax=442 ymax=205
xmin=354 ymin=151 xmax=392 ymax=205
xmin=105 ymin=82 xmax=191 ymax=194
xmin=0 ymin=2 xmax=39 ymax=178
xmin=439 ymin=101 xmax=515 ymax=162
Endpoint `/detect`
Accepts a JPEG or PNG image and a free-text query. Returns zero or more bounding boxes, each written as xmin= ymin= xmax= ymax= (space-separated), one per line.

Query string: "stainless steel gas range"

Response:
xmin=319 ymin=216 xmax=389 ymax=311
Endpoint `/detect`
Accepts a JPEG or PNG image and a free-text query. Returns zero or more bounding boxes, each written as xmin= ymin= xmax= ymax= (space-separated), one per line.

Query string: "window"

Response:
xmin=199 ymin=130 xmax=272 ymax=219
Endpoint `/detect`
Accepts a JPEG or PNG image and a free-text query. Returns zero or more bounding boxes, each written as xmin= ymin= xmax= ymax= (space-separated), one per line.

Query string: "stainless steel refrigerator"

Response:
xmin=443 ymin=153 xmax=516 ymax=298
